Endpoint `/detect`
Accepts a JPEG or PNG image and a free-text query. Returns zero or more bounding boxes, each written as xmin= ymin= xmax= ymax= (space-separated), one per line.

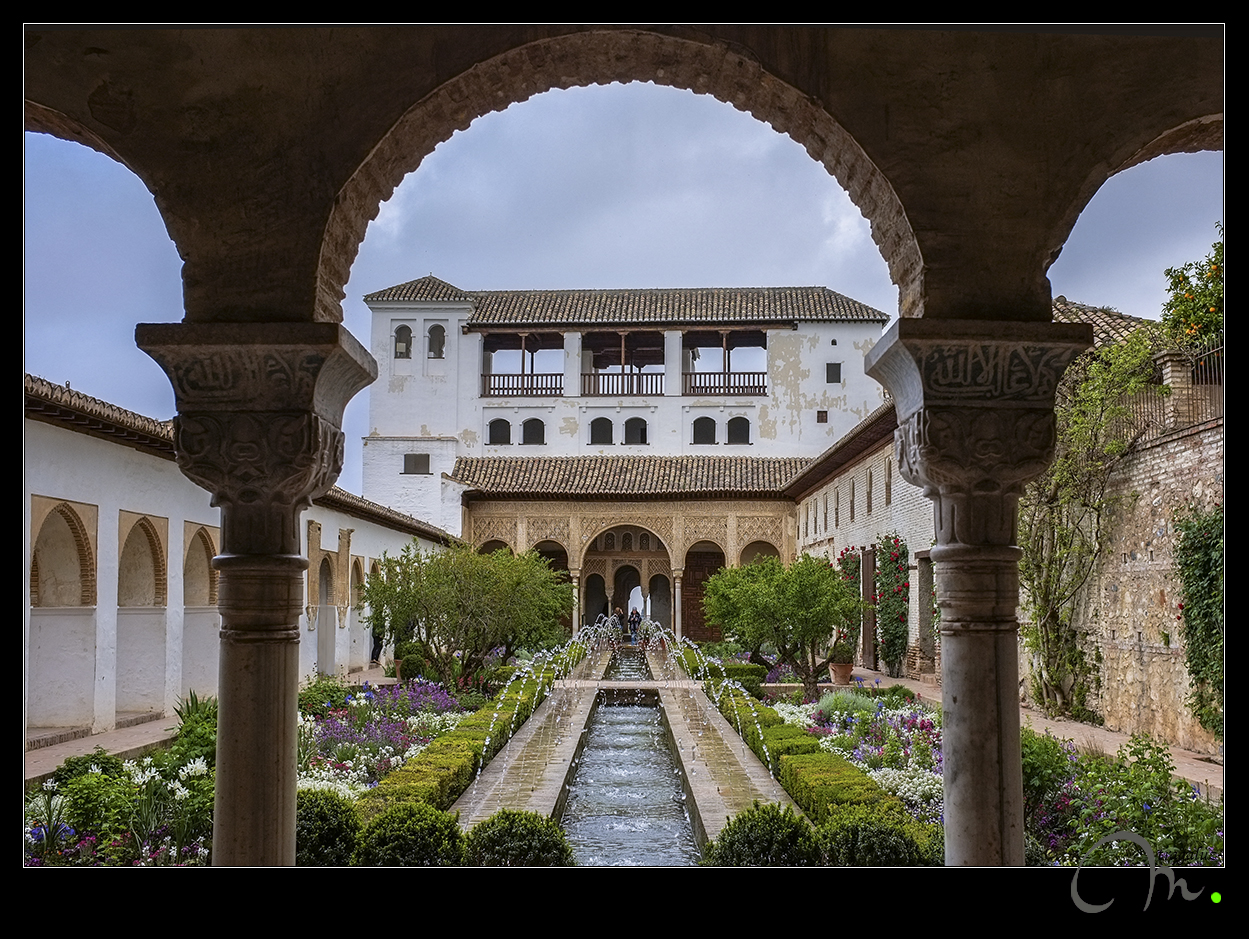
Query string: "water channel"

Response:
xmin=559 ymin=646 xmax=702 ymax=866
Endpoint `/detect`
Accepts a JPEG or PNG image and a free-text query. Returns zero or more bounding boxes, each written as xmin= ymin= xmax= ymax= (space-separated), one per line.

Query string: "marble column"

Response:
xmin=672 ymin=568 xmax=684 ymax=641
xmin=136 ymin=322 xmax=375 ymax=866
xmin=866 ymin=318 xmax=1090 ymax=866
xmin=569 ymin=568 xmax=581 ymax=638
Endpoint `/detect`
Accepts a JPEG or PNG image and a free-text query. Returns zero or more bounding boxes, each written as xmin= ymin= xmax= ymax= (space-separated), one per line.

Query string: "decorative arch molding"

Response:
xmin=522 ymin=516 xmax=570 ymax=553
xmin=681 ymin=516 xmax=729 ymax=559
xmin=317 ymin=29 xmax=923 ymax=321
xmin=30 ymin=498 xmax=97 ymax=607
xmin=183 ymin=524 xmax=220 ymax=607
xmin=118 ymin=512 xmax=168 ymax=607
xmin=472 ymin=515 xmax=517 ymax=551
xmin=578 ymin=517 xmax=674 ymax=566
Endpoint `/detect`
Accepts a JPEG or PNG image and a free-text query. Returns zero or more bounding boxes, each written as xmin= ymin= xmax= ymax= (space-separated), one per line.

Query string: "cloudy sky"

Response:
xmin=24 ymin=81 xmax=1223 ymax=495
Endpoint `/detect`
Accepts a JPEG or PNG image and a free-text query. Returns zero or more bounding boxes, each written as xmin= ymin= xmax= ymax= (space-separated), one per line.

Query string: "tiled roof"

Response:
xmin=1053 ymin=296 xmax=1152 ymax=348
xmin=365 ymin=275 xmax=474 ymax=303
xmin=449 ymin=456 xmax=811 ymax=498
xmin=24 ymin=374 xmax=457 ymax=546
xmin=365 ymin=276 xmax=889 ymax=327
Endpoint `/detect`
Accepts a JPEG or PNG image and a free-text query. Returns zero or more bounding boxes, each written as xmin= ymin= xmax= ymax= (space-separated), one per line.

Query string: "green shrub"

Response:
xmin=298 ymin=674 xmax=352 ymax=720
xmin=50 ymin=746 xmax=127 ymax=787
xmin=353 ymin=802 xmax=464 ymax=866
xmin=61 ymin=771 xmax=137 ymax=842
xmin=1020 ymin=726 xmax=1075 ymax=818
xmin=296 ymin=789 xmax=361 ymax=866
xmin=776 ymin=752 xmax=898 ymax=825
xmin=463 ymin=809 xmax=575 ymax=866
xmin=702 ymin=802 xmax=821 ymax=866
xmin=818 ymin=802 xmax=943 ymax=865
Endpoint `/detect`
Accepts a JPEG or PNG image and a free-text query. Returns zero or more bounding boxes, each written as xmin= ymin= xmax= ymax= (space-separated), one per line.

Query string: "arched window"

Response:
xmin=394 ymin=325 xmax=412 ymax=359
xmin=427 ymin=324 xmax=446 ymax=359
xmin=622 ymin=532 xmax=633 ymax=551
xmin=604 ymin=532 xmax=615 ymax=550
xmin=624 ymin=417 xmax=647 ymax=445
xmin=590 ymin=417 xmax=613 ymax=445
xmin=692 ymin=416 xmax=716 ymax=445
xmin=639 ymin=533 xmax=650 ymax=551
xmin=727 ymin=416 xmax=750 ymax=444
xmin=488 ymin=419 xmax=511 ymax=445
xmin=521 ymin=418 xmax=545 ymax=445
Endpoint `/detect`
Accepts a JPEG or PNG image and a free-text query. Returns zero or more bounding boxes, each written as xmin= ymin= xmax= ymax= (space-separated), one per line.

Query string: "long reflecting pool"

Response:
xmin=560 ymin=699 xmax=702 ymax=866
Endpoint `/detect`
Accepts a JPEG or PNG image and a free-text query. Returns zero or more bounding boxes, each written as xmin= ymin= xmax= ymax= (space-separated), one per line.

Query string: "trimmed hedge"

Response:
xmin=819 ymin=802 xmax=943 ymax=866
xmin=698 ymin=670 xmax=896 ymax=830
xmin=356 ymin=643 xmax=587 ymax=823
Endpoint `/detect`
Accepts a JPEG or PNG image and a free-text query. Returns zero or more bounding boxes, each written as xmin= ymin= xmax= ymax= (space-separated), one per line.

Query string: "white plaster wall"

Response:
xmin=795 ymin=438 xmax=936 ymax=665
xmin=117 ymin=608 xmax=166 ymax=714
xmin=364 ymin=298 xmax=889 ymax=515
xmin=27 ymin=416 xmax=446 ymax=739
xmin=182 ymin=608 xmax=220 ymax=697
xmin=28 ymin=608 xmax=96 ymax=727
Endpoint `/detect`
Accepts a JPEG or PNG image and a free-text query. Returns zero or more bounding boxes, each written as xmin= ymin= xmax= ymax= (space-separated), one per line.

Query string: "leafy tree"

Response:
xmin=1161 ymin=224 xmax=1223 ymax=349
xmin=1018 ymin=325 xmax=1163 ymax=718
xmin=703 ymin=554 xmax=863 ymax=699
xmin=359 ymin=542 xmax=572 ymax=687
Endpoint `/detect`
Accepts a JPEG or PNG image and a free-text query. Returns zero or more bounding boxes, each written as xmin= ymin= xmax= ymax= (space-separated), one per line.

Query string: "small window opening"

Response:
xmin=403 ymin=453 xmax=430 ymax=475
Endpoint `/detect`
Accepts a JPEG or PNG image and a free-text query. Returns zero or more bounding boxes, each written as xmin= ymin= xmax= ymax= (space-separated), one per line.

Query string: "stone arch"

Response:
xmin=118 ymin=516 xmax=166 ymax=607
xmin=183 ymin=526 xmax=218 ymax=607
xmin=317 ymin=555 xmax=335 ymax=606
xmin=351 ymin=557 xmax=366 ymax=606
xmin=740 ymin=540 xmax=780 ymax=565
xmin=315 ymin=31 xmax=922 ymax=322
xmin=682 ymin=539 xmax=727 ymax=642
xmin=31 ymin=502 xmax=95 ymax=607
xmin=579 ymin=521 xmax=671 ymax=571
xmin=478 ymin=539 xmax=513 ymax=555
xmin=394 ymin=323 xmax=413 ymax=358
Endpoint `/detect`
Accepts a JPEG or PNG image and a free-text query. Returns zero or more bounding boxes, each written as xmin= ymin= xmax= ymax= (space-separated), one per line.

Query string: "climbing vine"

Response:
xmin=1172 ymin=502 xmax=1224 ymax=739
xmin=836 ymin=545 xmax=862 ymax=649
xmin=875 ymin=533 xmax=910 ymax=678
xmin=1018 ymin=325 xmax=1163 ymax=721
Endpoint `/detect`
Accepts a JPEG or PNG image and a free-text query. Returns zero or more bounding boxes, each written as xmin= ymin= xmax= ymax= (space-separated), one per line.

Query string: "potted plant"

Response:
xmin=829 ymin=639 xmax=855 ymax=685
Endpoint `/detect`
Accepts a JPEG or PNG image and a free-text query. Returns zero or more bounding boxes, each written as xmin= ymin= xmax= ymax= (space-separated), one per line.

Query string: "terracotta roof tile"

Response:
xmin=1052 ymin=296 xmax=1152 ymax=347
xmin=449 ymin=455 xmax=810 ymax=497
xmin=366 ymin=276 xmax=888 ymax=327
xmin=24 ymin=374 xmax=456 ymax=545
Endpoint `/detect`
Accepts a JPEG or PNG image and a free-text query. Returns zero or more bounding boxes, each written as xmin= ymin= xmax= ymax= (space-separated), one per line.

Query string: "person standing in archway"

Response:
xmin=629 ymin=607 xmax=641 ymax=643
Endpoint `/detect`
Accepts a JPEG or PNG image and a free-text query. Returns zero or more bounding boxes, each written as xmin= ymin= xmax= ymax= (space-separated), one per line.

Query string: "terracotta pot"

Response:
xmin=830 ymin=662 xmax=854 ymax=685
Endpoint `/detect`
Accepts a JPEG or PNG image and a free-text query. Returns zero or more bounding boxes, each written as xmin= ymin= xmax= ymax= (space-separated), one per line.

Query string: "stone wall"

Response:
xmin=1022 ymin=418 xmax=1223 ymax=755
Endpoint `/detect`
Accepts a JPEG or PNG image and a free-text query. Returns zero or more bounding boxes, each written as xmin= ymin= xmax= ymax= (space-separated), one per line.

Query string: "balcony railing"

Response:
xmin=682 ymin=371 xmax=767 ymax=396
xmin=581 ymin=372 xmax=665 ymax=396
xmin=481 ymin=373 xmax=563 ymax=397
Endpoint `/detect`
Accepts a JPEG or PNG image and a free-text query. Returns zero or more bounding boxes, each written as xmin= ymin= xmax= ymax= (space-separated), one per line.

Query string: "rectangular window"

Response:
xmin=826 ymin=363 xmax=842 ymax=383
xmin=816 ymin=410 xmax=828 ymax=424
xmin=403 ymin=453 xmax=430 ymax=475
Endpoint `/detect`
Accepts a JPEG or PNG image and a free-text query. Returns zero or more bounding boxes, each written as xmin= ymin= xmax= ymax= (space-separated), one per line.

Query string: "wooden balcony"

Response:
xmin=682 ymin=371 xmax=767 ymax=396
xmin=481 ymin=373 xmax=563 ymax=397
xmin=581 ymin=372 xmax=665 ymax=396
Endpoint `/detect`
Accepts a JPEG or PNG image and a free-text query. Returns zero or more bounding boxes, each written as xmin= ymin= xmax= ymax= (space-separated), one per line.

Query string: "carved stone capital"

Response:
xmin=136 ymin=322 xmax=377 ymax=557
xmin=866 ymin=319 xmax=1091 ymax=548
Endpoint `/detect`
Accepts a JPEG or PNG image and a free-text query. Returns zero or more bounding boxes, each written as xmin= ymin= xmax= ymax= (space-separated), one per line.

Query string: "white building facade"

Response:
xmin=362 ymin=276 xmax=889 ymax=535
xmin=25 ymin=376 xmax=455 ymax=744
